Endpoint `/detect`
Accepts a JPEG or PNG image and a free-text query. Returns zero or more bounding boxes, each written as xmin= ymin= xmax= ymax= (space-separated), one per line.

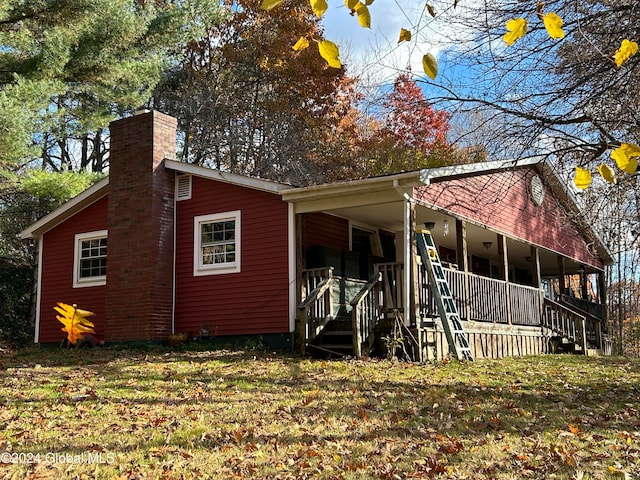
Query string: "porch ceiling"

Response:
xmin=317 ymin=200 xmax=593 ymax=276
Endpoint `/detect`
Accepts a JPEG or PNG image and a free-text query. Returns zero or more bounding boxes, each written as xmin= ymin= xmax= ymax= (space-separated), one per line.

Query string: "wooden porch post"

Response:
xmin=403 ymin=197 xmax=415 ymax=326
xmin=296 ymin=213 xmax=305 ymax=306
xmin=497 ymin=234 xmax=512 ymax=325
xmin=497 ymin=234 xmax=509 ymax=282
xmin=597 ymin=271 xmax=607 ymax=306
xmin=411 ymin=209 xmax=420 ymax=326
xmin=597 ymin=270 xmax=607 ymax=350
xmin=557 ymin=255 xmax=566 ymax=298
xmin=456 ymin=219 xmax=471 ymax=321
xmin=580 ymin=266 xmax=588 ymax=300
xmin=530 ymin=245 xmax=541 ymax=288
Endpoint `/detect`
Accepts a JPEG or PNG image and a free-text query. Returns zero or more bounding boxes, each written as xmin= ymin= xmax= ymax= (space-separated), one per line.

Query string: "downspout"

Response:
xmin=33 ymin=236 xmax=44 ymax=343
xmin=171 ymin=173 xmax=177 ymax=335
xmin=288 ymin=203 xmax=297 ymax=335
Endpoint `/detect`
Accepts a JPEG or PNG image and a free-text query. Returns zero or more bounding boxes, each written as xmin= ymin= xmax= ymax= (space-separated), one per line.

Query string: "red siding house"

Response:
xmin=22 ymin=111 xmax=613 ymax=359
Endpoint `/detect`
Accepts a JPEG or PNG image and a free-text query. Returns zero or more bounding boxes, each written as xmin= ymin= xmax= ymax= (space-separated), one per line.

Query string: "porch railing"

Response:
xmin=467 ymin=273 xmax=509 ymax=323
xmin=560 ymin=294 xmax=608 ymax=337
xmin=351 ymin=273 xmax=382 ymax=357
xmin=558 ymin=296 xmax=604 ymax=350
xmin=298 ymin=268 xmax=334 ymax=354
xmin=560 ymin=294 xmax=606 ymax=323
xmin=375 ymin=263 xmax=405 ymax=313
xmin=509 ymin=283 xmax=544 ymax=326
xmin=414 ymin=264 xmax=543 ymax=325
xmin=542 ymin=297 xmax=587 ymax=353
xmin=299 ymin=262 xmax=597 ymax=356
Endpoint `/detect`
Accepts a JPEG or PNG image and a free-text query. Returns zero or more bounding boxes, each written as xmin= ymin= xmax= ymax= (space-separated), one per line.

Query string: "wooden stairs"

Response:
xmin=542 ymin=297 xmax=604 ymax=354
xmin=300 ymin=272 xmax=385 ymax=358
xmin=307 ymin=315 xmax=355 ymax=357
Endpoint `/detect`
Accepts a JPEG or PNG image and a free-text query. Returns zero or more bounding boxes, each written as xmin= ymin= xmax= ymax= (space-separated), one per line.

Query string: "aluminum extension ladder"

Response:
xmin=416 ymin=229 xmax=474 ymax=361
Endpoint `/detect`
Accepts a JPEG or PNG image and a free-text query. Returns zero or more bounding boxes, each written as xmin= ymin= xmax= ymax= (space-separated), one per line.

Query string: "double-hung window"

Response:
xmin=194 ymin=211 xmax=241 ymax=275
xmin=73 ymin=230 xmax=107 ymax=288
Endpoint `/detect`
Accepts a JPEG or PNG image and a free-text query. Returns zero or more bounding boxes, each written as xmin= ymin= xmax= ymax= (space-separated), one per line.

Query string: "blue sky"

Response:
xmin=320 ymin=0 xmax=483 ymax=86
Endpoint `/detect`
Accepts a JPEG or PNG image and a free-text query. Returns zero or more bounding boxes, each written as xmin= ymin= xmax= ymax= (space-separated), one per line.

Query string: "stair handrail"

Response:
xmin=558 ymin=297 xmax=603 ymax=350
xmin=350 ymin=272 xmax=382 ymax=357
xmin=298 ymin=272 xmax=334 ymax=355
xmin=542 ymin=297 xmax=587 ymax=354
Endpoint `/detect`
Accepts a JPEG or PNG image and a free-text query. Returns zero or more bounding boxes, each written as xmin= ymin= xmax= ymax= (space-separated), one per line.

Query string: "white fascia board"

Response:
xmin=281 ymin=171 xmax=422 ymax=203
xmin=164 ymin=159 xmax=289 ymax=194
xmin=20 ymin=178 xmax=109 ymax=239
xmin=420 ymin=158 xmax=543 ymax=185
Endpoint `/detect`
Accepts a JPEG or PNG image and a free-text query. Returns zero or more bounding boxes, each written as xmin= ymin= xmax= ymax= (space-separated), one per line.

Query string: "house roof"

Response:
xmin=19 ymin=157 xmax=613 ymax=266
xmin=533 ymin=162 xmax=614 ymax=265
xmin=20 ymin=177 xmax=109 ymax=239
xmin=282 ymin=158 xmax=613 ymax=266
xmin=164 ymin=159 xmax=290 ymax=193
xmin=280 ymin=158 xmax=542 ymax=202
xmin=419 ymin=158 xmax=543 ymax=184
xmin=19 ymin=160 xmax=290 ymax=240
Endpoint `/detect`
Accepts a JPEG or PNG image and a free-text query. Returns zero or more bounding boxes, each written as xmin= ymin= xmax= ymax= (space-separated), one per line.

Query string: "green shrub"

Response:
xmin=0 ymin=259 xmax=33 ymax=347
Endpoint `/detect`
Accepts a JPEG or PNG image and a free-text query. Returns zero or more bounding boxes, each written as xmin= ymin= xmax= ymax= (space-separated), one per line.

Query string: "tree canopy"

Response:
xmin=319 ymin=73 xmax=457 ymax=181
xmin=0 ymin=0 xmax=220 ymax=176
xmin=258 ymin=1 xmax=638 ymax=188
xmin=152 ymin=0 xmax=355 ymax=185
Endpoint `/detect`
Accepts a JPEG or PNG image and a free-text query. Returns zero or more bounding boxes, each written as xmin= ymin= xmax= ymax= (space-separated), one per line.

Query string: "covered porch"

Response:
xmin=282 ymin=162 xmax=612 ymax=360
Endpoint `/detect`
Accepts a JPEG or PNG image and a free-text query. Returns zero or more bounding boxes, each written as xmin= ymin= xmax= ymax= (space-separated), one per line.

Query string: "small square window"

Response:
xmin=351 ymin=225 xmax=375 ymax=255
xmin=194 ymin=211 xmax=241 ymax=275
xmin=74 ymin=230 xmax=107 ymax=288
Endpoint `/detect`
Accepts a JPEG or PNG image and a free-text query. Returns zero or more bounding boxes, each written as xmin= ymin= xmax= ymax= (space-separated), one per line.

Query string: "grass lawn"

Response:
xmin=0 ymin=346 xmax=639 ymax=479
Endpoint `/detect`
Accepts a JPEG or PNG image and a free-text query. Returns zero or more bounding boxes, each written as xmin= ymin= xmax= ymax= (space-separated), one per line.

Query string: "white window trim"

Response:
xmin=73 ymin=230 xmax=108 ymax=288
xmin=193 ymin=211 xmax=241 ymax=276
xmin=349 ymin=221 xmax=377 ymax=251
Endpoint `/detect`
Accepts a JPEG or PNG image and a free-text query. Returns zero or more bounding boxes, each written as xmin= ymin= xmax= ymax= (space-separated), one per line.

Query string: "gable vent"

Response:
xmin=176 ymin=174 xmax=192 ymax=201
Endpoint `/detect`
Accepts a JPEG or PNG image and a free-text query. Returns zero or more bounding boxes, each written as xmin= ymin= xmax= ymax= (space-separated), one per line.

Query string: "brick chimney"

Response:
xmin=105 ymin=110 xmax=177 ymax=341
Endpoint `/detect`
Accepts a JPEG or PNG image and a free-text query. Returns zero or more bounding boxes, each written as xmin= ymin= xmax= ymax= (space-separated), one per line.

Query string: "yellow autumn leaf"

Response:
xmin=426 ymin=4 xmax=436 ymax=17
xmin=54 ymin=302 xmax=96 ymax=345
xmin=292 ymin=37 xmax=310 ymax=52
xmin=310 ymin=0 xmax=327 ymax=18
xmin=398 ymin=28 xmax=412 ymax=44
xmin=345 ymin=0 xmax=358 ymax=10
xmin=574 ymin=167 xmax=592 ymax=190
xmin=543 ymin=12 xmax=564 ymax=39
xmin=503 ymin=18 xmax=527 ymax=46
xmin=260 ymin=0 xmax=285 ymax=11
xmin=611 ymin=143 xmax=640 ymax=174
xmin=365 ymin=0 xmax=374 ymax=4
xmin=422 ymin=53 xmax=438 ymax=80
xmin=54 ymin=301 xmax=95 ymax=320
xmin=318 ymin=40 xmax=341 ymax=68
xmin=597 ymin=164 xmax=616 ymax=184
xmin=354 ymin=2 xmax=371 ymax=28
xmin=614 ymin=39 xmax=639 ymax=67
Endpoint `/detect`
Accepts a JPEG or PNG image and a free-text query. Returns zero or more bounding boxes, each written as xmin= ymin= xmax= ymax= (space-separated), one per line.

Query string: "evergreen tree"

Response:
xmin=0 ymin=0 xmax=220 ymax=176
